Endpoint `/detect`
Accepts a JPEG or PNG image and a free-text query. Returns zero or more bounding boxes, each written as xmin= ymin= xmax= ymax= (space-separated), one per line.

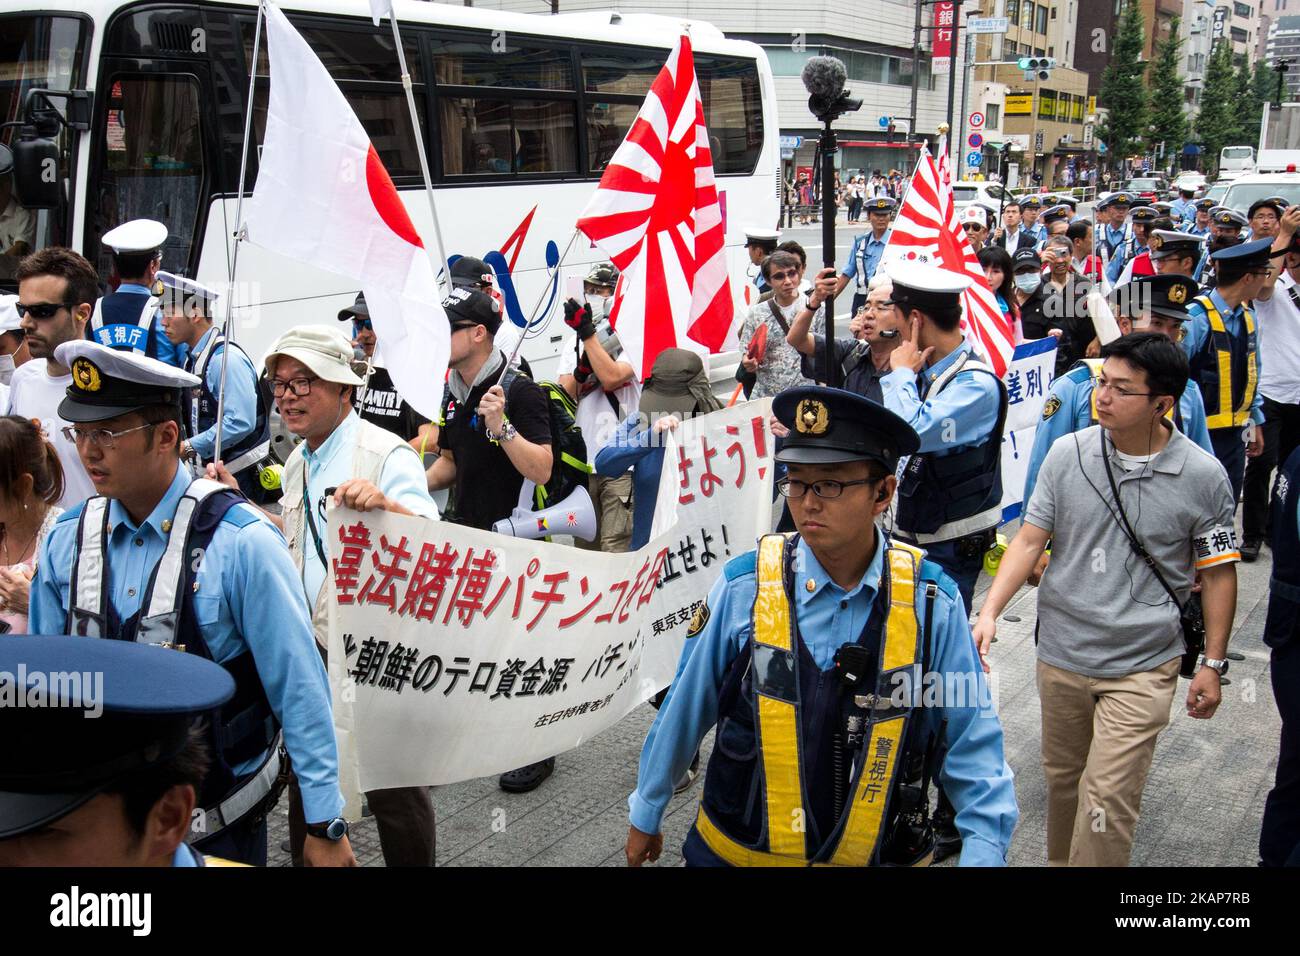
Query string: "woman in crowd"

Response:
xmin=0 ymin=415 xmax=65 ymax=634
xmin=978 ymin=245 xmax=1022 ymax=342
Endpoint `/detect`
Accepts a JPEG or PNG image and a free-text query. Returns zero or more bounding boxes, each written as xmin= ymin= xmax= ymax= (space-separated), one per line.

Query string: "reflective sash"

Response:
xmin=695 ymin=534 xmax=925 ymax=867
xmin=1083 ymin=358 xmax=1174 ymax=426
xmin=90 ymin=294 xmax=159 ymax=353
xmin=1194 ymin=295 xmax=1257 ymax=428
xmin=189 ymin=332 xmax=271 ymax=474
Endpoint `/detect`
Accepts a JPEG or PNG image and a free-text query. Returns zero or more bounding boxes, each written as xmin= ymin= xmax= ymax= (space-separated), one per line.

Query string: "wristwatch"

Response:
xmin=1197 ymin=655 xmax=1230 ymax=676
xmin=305 ymin=817 xmax=349 ymax=841
xmin=488 ymin=421 xmax=518 ymax=443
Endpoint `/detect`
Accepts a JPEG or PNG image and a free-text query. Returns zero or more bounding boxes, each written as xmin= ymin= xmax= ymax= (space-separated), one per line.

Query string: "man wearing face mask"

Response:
xmin=1011 ymin=248 xmax=1060 ymax=341
xmin=558 ymin=262 xmax=641 ymax=554
xmin=0 ymin=293 xmax=32 ymax=406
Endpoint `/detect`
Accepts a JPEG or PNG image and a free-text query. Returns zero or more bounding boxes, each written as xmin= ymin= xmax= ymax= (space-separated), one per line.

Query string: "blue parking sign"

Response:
xmin=966 ymin=151 xmax=982 ymax=167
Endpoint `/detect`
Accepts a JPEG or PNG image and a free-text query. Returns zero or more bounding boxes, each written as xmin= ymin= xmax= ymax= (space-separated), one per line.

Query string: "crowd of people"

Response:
xmin=0 ymin=192 xmax=1296 ymax=870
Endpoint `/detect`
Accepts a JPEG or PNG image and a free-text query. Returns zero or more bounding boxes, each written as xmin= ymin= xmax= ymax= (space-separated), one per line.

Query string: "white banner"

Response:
xmin=998 ymin=337 xmax=1057 ymax=522
xmin=327 ymin=402 xmax=774 ymax=796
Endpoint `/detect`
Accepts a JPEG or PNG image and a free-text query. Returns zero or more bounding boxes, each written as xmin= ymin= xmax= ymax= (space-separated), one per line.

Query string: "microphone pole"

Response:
xmin=820 ymin=116 xmax=839 ymax=389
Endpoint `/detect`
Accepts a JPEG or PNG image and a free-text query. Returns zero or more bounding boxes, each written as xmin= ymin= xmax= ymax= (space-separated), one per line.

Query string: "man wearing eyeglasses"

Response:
xmin=3 ymin=247 xmax=98 ymax=507
xmin=87 ymin=219 xmax=186 ymax=369
xmin=624 ymin=386 xmax=1016 ymax=868
xmin=209 ymin=323 xmax=439 ymax=866
xmin=1181 ymin=237 xmax=1279 ymax=502
xmin=28 ymin=340 xmax=359 ymax=868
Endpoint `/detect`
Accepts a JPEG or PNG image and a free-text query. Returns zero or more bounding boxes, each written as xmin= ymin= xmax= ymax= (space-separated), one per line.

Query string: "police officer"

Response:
xmin=28 ymin=341 xmax=355 ymax=866
xmin=1020 ymin=195 xmax=1048 ymax=246
xmin=1170 ymin=187 xmax=1198 ymax=224
xmin=1024 ymin=273 xmax=1213 ymax=505
xmin=1107 ymin=205 xmax=1159 ymax=285
xmin=1039 ymin=203 xmax=1073 ymax=245
xmin=1259 ymin=445 xmax=1300 ymax=867
xmin=1113 ymin=218 xmax=1179 ymax=287
xmin=1182 ymin=237 xmax=1278 ymax=500
xmin=1201 ymin=207 xmax=1249 ymax=289
xmin=1097 ymin=192 xmax=1134 ymax=259
xmin=743 ymin=227 xmax=781 ymax=293
xmin=623 ymin=387 xmax=1017 ymax=867
xmin=834 ymin=196 xmax=895 ymax=317
xmin=89 ymin=219 xmax=186 ymax=368
xmin=1149 ymin=230 xmax=1205 ymax=277
xmin=0 ymin=635 xmax=245 ymax=866
xmin=157 ymin=272 xmax=272 ymax=502
xmin=1186 ymin=197 xmax=1216 ymax=239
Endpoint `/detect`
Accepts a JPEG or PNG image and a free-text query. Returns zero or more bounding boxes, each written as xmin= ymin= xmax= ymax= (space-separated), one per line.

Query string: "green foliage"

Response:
xmin=1148 ymin=17 xmax=1187 ymax=160
xmin=1197 ymin=42 xmax=1239 ymax=176
xmin=1097 ymin=0 xmax=1150 ymax=168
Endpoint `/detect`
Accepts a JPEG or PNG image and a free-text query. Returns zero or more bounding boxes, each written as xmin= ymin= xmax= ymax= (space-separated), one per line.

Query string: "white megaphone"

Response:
xmin=492 ymin=482 xmax=599 ymax=542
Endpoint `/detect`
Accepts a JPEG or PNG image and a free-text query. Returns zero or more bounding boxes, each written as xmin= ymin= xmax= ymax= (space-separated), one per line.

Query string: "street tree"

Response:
xmin=1097 ymin=0 xmax=1149 ymax=175
xmin=1148 ymin=17 xmax=1187 ymax=168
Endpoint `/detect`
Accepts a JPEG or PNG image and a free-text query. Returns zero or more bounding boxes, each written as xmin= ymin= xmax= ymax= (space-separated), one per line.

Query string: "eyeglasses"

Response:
xmin=15 ymin=302 xmax=74 ymax=320
xmin=769 ymin=269 xmax=800 ymax=282
xmin=1094 ymin=379 xmax=1153 ymax=399
xmin=776 ymin=476 xmax=878 ymax=499
xmin=270 ymin=376 xmax=318 ymax=397
xmin=61 ymin=422 xmax=154 ymax=449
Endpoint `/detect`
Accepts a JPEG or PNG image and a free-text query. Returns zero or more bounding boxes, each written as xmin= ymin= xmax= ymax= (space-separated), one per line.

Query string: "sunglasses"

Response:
xmin=352 ymin=318 xmax=373 ymax=331
xmin=14 ymin=302 xmax=75 ymax=320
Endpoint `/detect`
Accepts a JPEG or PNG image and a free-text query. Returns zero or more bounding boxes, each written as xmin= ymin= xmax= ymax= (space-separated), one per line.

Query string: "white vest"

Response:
xmin=281 ymin=419 xmax=418 ymax=646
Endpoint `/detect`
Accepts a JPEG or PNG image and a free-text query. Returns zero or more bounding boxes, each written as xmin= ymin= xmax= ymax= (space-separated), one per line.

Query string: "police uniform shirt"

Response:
xmin=1170 ymin=198 xmax=1197 ymax=222
xmin=840 ymin=229 xmax=890 ymax=293
xmin=1101 ymin=222 xmax=1128 ymax=258
xmin=627 ymin=532 xmax=1018 ymax=865
xmin=100 ymin=282 xmax=188 ymax=369
xmin=1026 ymin=221 xmax=1048 ymax=245
xmin=357 ymin=364 xmax=430 ymax=442
xmin=297 ymin=410 xmax=437 ymax=606
xmin=1187 ymin=222 xmax=1212 ymax=239
xmin=1022 ymin=365 xmax=1214 ymax=504
xmin=1182 ymin=288 xmax=1266 ymax=427
xmin=438 ymin=358 xmax=554 ymax=531
xmin=29 ymin=462 xmax=346 ymax=822
xmin=880 ymin=340 xmax=1003 ymax=458
xmin=185 ymin=327 xmax=259 ymax=462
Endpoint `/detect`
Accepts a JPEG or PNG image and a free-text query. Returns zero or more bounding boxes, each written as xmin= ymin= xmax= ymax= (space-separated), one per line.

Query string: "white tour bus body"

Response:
xmin=0 ymin=0 xmax=780 ymax=383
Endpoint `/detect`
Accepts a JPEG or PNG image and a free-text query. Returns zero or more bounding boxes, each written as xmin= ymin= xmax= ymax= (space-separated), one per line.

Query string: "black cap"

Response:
xmin=1012 ymin=247 xmax=1042 ymax=271
xmin=450 ymin=256 xmax=494 ymax=289
xmin=53 ymin=341 xmax=199 ymax=424
xmin=773 ymin=387 xmax=919 ymax=469
xmin=442 ymin=287 xmax=502 ymax=335
xmin=1109 ymin=273 xmax=1197 ymax=322
xmin=337 ymin=291 xmax=368 ymax=321
xmin=0 ymin=636 xmax=234 ymax=840
xmin=1249 ymin=196 xmax=1290 ymax=219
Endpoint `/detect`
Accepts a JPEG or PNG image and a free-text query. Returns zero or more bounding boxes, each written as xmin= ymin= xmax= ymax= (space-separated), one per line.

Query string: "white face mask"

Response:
xmin=0 ymin=353 xmax=14 ymax=386
xmin=1015 ymin=273 xmax=1042 ymax=295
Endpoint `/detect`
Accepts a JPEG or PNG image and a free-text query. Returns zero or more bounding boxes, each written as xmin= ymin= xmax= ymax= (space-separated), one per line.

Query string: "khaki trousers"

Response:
xmin=1036 ymin=657 xmax=1180 ymax=867
xmin=574 ymin=472 xmax=634 ymax=553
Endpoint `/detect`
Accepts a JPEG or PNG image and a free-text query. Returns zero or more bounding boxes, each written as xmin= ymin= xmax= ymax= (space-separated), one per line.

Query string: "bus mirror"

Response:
xmin=12 ymin=130 xmax=62 ymax=209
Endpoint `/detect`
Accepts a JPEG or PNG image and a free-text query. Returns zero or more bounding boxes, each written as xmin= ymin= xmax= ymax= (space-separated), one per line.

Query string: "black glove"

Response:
xmin=563 ymin=298 xmax=598 ymax=341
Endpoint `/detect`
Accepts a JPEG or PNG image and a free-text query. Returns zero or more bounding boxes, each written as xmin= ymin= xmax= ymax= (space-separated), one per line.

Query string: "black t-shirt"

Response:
xmin=1017 ymin=285 xmax=1057 ymax=340
xmin=356 ymin=365 xmax=430 ymax=442
xmin=440 ymin=359 xmax=553 ymax=531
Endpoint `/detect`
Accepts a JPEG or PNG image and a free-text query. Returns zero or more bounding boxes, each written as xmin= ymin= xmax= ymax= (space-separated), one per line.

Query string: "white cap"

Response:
xmin=743 ymin=227 xmax=781 ymax=243
xmin=263 ymin=325 xmax=364 ymax=386
xmin=887 ymin=261 xmax=973 ymax=297
xmin=158 ymin=271 xmax=221 ymax=306
xmin=960 ymin=205 xmax=989 ymax=228
xmin=53 ymin=341 xmax=200 ymax=422
xmin=101 ymin=219 xmax=168 ymax=255
xmin=0 ymin=293 xmax=20 ymax=334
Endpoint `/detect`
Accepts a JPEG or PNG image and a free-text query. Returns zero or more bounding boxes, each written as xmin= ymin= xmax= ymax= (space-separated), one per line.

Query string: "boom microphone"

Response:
xmin=801 ymin=56 xmax=847 ymax=104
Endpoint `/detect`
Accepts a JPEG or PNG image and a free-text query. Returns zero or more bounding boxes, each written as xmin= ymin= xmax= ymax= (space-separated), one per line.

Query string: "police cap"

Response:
xmin=863 ymin=196 xmax=897 ymax=214
xmin=1210 ymin=206 xmax=1248 ymax=229
xmin=1194 ymin=197 xmax=1217 ymax=213
xmin=1097 ymin=192 xmax=1133 ymax=211
xmin=1018 ymin=195 xmax=1043 ymax=210
xmin=0 ymin=635 xmax=234 ymax=840
xmin=1042 ymin=204 xmax=1072 ymax=225
xmin=1248 ymin=196 xmax=1290 ymax=220
xmin=773 ymin=386 xmax=919 ymax=469
xmin=1148 ymin=230 xmax=1206 ymax=261
xmin=887 ymin=261 xmax=971 ymax=317
xmin=157 ymin=271 xmax=220 ymax=316
xmin=1129 ymin=206 xmax=1159 ymax=225
xmin=53 ymin=340 xmax=199 ymax=424
xmin=100 ymin=219 xmax=168 ymax=256
xmin=1110 ymin=273 xmax=1197 ymax=322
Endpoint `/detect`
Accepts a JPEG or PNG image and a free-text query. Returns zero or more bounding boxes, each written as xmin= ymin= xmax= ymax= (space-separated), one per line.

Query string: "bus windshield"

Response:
xmin=0 ymin=14 xmax=86 ymax=281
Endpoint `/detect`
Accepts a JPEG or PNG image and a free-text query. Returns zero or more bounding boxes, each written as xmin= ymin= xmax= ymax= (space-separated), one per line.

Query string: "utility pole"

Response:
xmin=910 ymin=0 xmax=923 ymax=172
xmin=956 ymin=30 xmax=974 ymax=180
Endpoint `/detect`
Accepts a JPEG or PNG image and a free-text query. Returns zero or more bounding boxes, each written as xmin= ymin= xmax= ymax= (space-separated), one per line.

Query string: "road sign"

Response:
xmin=969 ymin=111 xmax=985 ymax=129
xmin=781 ymin=148 xmax=795 ymax=160
xmin=968 ymin=16 xmax=1009 ymax=34
xmin=1034 ymin=130 xmax=1044 ymax=153
xmin=966 ymin=151 xmax=982 ymax=167
xmin=779 ymin=135 xmax=804 ymax=150
xmin=968 ymin=133 xmax=984 ymax=149
xmin=879 ymin=115 xmax=892 ymax=128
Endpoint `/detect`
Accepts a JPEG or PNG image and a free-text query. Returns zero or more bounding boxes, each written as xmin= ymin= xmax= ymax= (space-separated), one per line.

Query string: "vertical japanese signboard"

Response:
xmin=933 ymin=1 xmax=955 ymax=74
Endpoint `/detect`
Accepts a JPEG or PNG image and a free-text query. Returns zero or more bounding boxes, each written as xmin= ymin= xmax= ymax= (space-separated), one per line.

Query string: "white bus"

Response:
xmin=0 ymin=0 xmax=780 ymax=380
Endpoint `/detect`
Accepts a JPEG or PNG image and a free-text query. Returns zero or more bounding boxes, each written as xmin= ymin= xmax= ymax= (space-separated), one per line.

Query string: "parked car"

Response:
xmin=952 ymin=181 xmax=1016 ymax=217
xmin=1172 ymin=172 xmax=1208 ymax=196
xmin=1122 ymin=177 xmax=1167 ymax=204
xmin=1221 ymin=171 xmax=1300 ymax=215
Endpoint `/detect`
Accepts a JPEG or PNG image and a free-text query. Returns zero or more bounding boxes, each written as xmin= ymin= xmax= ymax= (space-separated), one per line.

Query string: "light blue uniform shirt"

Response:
xmin=1170 ymin=198 xmax=1197 ymax=223
xmin=1187 ymin=223 xmax=1211 ymax=239
xmin=1026 ymin=222 xmax=1047 ymax=245
xmin=880 ymin=339 xmax=1002 ymax=455
xmin=840 ymin=229 xmax=890 ymax=292
xmin=1182 ymin=289 xmax=1265 ymax=426
xmin=114 ymin=282 xmax=188 ymax=368
xmin=186 ymin=327 xmax=258 ymax=462
xmin=298 ymin=411 xmax=438 ymax=606
xmin=627 ymin=533 xmax=1018 ymax=866
xmin=1107 ymin=240 xmax=1148 ymax=285
xmin=30 ymin=463 xmax=344 ymax=822
xmin=1023 ymin=365 xmax=1214 ymax=504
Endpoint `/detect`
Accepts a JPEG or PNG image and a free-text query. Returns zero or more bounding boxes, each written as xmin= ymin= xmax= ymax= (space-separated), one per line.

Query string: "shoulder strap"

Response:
xmin=137 ymin=294 xmax=161 ymax=331
xmin=139 ymin=479 xmax=229 ymax=627
xmin=69 ymin=497 xmax=112 ymax=636
xmin=1099 ymin=434 xmax=1183 ymax=609
xmin=767 ymin=298 xmax=792 ymax=336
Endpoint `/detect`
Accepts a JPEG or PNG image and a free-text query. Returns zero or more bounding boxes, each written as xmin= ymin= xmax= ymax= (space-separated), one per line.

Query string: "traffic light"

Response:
xmin=1017 ymin=56 xmax=1056 ymax=81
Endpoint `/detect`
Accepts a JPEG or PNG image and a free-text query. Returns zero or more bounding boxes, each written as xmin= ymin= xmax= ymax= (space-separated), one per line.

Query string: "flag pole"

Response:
xmin=384 ymin=11 xmax=452 ymax=292
xmin=505 ymin=227 xmax=581 ymax=371
xmin=213 ymin=0 xmax=265 ymax=463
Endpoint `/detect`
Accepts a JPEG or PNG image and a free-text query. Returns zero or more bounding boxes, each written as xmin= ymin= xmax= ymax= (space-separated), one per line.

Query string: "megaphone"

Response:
xmin=492 ymin=483 xmax=598 ymax=542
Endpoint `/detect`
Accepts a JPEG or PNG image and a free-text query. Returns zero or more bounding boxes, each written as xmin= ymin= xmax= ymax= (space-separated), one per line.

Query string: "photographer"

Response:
xmin=974 ymin=333 xmax=1238 ymax=867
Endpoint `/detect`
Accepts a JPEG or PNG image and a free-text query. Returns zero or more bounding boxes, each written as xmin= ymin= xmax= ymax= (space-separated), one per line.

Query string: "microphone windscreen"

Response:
xmin=802 ymin=56 xmax=846 ymax=102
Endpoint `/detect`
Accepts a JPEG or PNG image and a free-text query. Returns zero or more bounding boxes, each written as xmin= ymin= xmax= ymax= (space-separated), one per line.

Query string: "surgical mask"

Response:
xmin=1014 ymin=273 xmax=1042 ymax=294
xmin=0 ymin=353 xmax=13 ymax=386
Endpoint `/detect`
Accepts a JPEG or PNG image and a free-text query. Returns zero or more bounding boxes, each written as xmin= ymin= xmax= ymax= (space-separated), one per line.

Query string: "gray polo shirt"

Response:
xmin=1024 ymin=424 xmax=1239 ymax=678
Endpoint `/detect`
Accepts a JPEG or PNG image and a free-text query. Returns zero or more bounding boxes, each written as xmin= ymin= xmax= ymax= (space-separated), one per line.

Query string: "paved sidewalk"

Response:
xmin=267 ymin=522 xmax=1281 ymax=867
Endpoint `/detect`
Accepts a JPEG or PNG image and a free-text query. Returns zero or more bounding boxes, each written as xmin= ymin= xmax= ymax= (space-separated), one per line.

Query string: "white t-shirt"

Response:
xmin=557 ymin=346 xmax=642 ymax=463
xmin=1256 ymin=271 xmax=1300 ymax=405
xmin=2 ymin=360 xmax=96 ymax=508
